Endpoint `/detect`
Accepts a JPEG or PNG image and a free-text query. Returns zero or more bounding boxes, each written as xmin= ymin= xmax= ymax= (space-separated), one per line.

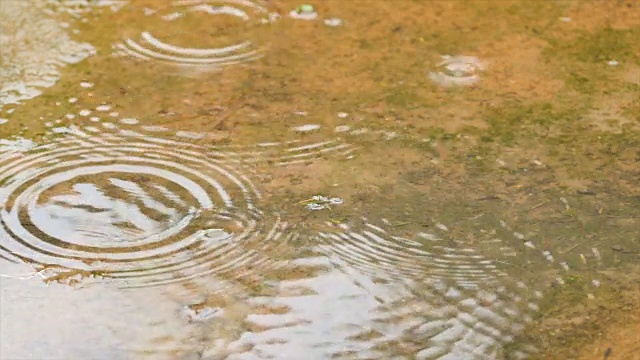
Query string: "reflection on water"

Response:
xmin=1 ymin=0 xmax=639 ymax=359
xmin=0 ymin=1 xmax=95 ymax=110
xmin=0 ymin=122 xmax=605 ymax=358
xmin=0 ymin=123 xmax=358 ymax=288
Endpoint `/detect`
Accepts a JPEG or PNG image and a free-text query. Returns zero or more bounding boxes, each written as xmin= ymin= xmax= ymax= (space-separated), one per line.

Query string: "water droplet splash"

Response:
xmin=429 ymin=55 xmax=485 ymax=87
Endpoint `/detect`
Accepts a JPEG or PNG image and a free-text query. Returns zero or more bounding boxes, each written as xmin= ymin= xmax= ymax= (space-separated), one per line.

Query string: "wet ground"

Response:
xmin=0 ymin=0 xmax=639 ymax=359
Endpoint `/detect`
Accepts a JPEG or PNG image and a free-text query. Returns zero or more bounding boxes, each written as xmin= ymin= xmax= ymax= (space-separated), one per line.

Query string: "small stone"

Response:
xmin=611 ymin=245 xmax=623 ymax=252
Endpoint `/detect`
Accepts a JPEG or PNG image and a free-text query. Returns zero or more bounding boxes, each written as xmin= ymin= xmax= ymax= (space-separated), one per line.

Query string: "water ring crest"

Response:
xmin=113 ymin=0 xmax=271 ymax=71
xmin=0 ymin=127 xmax=286 ymax=288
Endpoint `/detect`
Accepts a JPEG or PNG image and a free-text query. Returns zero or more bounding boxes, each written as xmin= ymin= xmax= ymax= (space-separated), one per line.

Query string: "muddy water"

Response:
xmin=1 ymin=0 xmax=639 ymax=359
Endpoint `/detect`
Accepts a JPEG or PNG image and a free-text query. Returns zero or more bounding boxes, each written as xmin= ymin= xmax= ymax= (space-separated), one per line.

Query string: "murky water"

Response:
xmin=1 ymin=0 xmax=639 ymax=359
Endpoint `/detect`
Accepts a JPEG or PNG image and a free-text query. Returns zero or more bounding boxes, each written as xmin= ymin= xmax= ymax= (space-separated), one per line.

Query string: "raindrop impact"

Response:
xmin=113 ymin=0 xmax=272 ymax=72
xmin=429 ymin=55 xmax=484 ymax=87
xmin=0 ymin=127 xmax=292 ymax=288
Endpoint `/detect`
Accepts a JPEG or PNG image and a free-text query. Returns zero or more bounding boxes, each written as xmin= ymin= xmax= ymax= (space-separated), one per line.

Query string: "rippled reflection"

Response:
xmin=113 ymin=0 xmax=272 ymax=72
xmin=185 ymin=216 xmax=548 ymax=360
xmin=0 ymin=1 xmax=95 ymax=109
xmin=0 ymin=127 xmax=277 ymax=287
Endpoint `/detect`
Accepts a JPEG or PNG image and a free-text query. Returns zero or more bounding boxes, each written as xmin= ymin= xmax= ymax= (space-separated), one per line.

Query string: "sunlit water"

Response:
xmin=1 ymin=1 xmax=639 ymax=359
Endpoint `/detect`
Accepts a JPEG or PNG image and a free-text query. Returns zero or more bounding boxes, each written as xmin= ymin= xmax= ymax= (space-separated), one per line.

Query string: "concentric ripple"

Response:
xmin=113 ymin=0 xmax=272 ymax=71
xmin=305 ymin=212 xmax=620 ymax=358
xmin=314 ymin=218 xmax=518 ymax=289
xmin=214 ymin=221 xmax=544 ymax=360
xmin=0 ymin=127 xmax=289 ymax=288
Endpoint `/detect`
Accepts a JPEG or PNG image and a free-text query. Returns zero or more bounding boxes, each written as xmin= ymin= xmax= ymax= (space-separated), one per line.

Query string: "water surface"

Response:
xmin=1 ymin=0 xmax=639 ymax=359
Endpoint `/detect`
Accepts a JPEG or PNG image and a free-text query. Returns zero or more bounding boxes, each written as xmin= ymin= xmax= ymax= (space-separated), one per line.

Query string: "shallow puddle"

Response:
xmin=1 ymin=0 xmax=639 ymax=359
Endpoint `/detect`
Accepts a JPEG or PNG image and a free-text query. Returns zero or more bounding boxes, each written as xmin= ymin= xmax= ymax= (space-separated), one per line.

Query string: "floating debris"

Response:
xmin=428 ymin=55 xmax=484 ymax=87
xmin=289 ymin=4 xmax=318 ymax=20
xmin=79 ymin=81 xmax=94 ymax=88
xmin=607 ymin=60 xmax=619 ymax=66
xmin=559 ymin=17 xmax=572 ymax=23
xmin=183 ymin=305 xmax=223 ymax=322
xmin=301 ymin=195 xmax=344 ymax=211
xmin=337 ymin=112 xmax=349 ymax=118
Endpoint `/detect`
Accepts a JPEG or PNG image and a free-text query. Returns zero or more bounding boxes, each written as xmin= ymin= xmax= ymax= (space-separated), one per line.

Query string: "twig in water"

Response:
xmin=526 ymin=201 xmax=549 ymax=212
xmin=560 ymin=240 xmax=587 ymax=255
